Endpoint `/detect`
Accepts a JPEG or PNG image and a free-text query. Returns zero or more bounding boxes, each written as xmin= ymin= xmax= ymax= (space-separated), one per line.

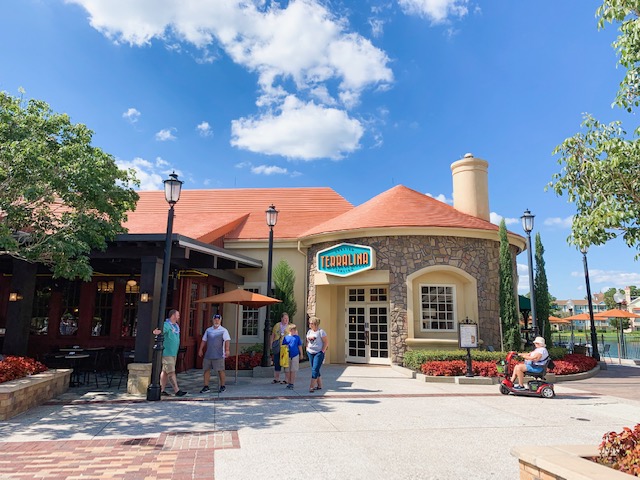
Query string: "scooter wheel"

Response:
xmin=499 ymin=384 xmax=510 ymax=395
xmin=541 ymin=386 xmax=555 ymax=398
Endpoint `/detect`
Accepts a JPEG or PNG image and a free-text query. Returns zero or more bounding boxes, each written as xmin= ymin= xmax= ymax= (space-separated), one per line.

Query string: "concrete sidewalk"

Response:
xmin=0 ymin=363 xmax=639 ymax=479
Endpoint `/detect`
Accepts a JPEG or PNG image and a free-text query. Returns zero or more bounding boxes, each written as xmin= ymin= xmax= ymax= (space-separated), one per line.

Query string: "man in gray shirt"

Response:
xmin=198 ymin=314 xmax=231 ymax=393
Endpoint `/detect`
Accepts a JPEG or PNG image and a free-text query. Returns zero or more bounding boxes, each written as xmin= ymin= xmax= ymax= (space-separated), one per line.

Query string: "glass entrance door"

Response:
xmin=345 ymin=287 xmax=390 ymax=364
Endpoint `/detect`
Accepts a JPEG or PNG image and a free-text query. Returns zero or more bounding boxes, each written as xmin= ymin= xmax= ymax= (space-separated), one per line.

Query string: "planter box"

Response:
xmin=511 ymin=444 xmax=633 ymax=479
xmin=0 ymin=369 xmax=71 ymax=420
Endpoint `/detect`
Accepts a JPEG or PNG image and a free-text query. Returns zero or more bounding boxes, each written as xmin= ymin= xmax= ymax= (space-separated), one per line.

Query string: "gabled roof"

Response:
xmin=124 ymin=188 xmax=353 ymax=241
xmin=300 ymin=185 xmax=499 ymax=238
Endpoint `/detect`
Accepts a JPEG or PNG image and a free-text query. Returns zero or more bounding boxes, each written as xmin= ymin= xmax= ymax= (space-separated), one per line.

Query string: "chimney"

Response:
xmin=450 ymin=153 xmax=490 ymax=221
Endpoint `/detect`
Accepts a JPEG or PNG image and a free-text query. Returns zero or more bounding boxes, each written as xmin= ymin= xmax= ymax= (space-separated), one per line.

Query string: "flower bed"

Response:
xmin=0 ymin=355 xmax=48 ymax=384
xmin=225 ymin=353 xmax=262 ymax=370
xmin=413 ymin=350 xmax=596 ymax=378
xmin=597 ymin=423 xmax=640 ymax=475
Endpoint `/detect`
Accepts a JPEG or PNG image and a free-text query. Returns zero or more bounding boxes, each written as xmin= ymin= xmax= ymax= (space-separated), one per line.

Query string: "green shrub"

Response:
xmin=241 ymin=343 xmax=263 ymax=354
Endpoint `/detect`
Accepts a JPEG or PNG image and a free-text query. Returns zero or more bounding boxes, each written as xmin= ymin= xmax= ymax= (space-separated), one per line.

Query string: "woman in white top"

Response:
xmin=511 ymin=336 xmax=549 ymax=389
xmin=306 ymin=316 xmax=328 ymax=393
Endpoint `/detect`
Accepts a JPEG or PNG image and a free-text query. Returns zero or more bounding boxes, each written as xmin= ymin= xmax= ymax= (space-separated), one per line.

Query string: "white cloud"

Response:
xmin=122 ymin=107 xmax=141 ymax=123
xmin=155 ymin=128 xmax=177 ymax=141
xmin=196 ymin=121 xmax=212 ymax=137
xmin=397 ymin=0 xmax=469 ymax=24
xmin=251 ymin=165 xmax=289 ymax=175
xmin=571 ymin=269 xmax=640 ymax=291
xmin=543 ymin=216 xmax=573 ymax=228
xmin=425 ymin=192 xmax=452 ymax=205
xmin=66 ymin=0 xmax=392 ymax=160
xmin=116 ymin=157 xmax=167 ymax=190
xmin=517 ymin=263 xmax=529 ymax=293
xmin=490 ymin=212 xmax=519 ymax=226
xmin=231 ymin=95 xmax=363 ymax=160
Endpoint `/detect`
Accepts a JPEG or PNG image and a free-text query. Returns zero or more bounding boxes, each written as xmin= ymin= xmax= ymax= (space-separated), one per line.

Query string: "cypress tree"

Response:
xmin=534 ymin=233 xmax=552 ymax=348
xmin=499 ymin=220 xmax=521 ymax=351
xmin=270 ymin=259 xmax=298 ymax=326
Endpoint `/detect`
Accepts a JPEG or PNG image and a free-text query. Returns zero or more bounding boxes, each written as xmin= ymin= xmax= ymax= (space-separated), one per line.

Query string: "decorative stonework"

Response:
xmin=0 ymin=369 xmax=71 ymax=420
xmin=308 ymin=235 xmax=511 ymax=364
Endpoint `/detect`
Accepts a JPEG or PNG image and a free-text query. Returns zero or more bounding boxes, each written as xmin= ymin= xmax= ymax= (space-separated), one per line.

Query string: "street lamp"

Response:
xmin=521 ymin=209 xmax=538 ymax=337
xmin=613 ymin=291 xmax=626 ymax=364
xmin=580 ymin=246 xmax=600 ymax=361
xmin=261 ymin=204 xmax=278 ymax=367
xmin=147 ymin=172 xmax=183 ymax=401
xmin=566 ymin=299 xmax=574 ymax=352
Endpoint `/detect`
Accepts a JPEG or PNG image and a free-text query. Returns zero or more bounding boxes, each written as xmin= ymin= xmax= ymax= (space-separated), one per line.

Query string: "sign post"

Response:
xmin=459 ymin=317 xmax=479 ymax=378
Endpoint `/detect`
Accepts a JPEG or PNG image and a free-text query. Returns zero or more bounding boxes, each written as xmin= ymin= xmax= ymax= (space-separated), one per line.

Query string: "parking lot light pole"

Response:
xmin=580 ymin=246 xmax=600 ymax=361
xmin=147 ymin=172 xmax=183 ymax=401
xmin=261 ymin=204 xmax=278 ymax=368
xmin=521 ymin=209 xmax=538 ymax=336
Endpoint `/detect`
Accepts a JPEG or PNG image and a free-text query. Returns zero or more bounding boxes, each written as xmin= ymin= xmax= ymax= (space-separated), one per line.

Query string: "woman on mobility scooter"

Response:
xmin=511 ymin=336 xmax=548 ymax=389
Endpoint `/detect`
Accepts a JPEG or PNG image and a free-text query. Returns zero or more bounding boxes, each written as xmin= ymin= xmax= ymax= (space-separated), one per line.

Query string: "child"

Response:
xmin=282 ymin=324 xmax=303 ymax=389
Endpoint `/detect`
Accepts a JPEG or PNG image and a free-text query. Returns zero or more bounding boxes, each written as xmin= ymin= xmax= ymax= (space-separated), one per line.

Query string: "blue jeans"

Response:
xmin=307 ymin=351 xmax=325 ymax=379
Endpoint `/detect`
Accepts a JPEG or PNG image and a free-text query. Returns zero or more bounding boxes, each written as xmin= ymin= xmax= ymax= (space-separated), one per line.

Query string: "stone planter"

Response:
xmin=511 ymin=445 xmax=634 ymax=479
xmin=0 ymin=369 xmax=71 ymax=420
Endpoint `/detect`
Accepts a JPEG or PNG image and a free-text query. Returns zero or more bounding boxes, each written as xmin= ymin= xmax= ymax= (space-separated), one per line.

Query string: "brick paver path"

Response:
xmin=0 ymin=431 xmax=239 ymax=480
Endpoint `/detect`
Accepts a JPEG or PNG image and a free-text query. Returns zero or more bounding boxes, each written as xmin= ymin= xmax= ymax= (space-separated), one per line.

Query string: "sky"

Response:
xmin=1 ymin=0 xmax=639 ymax=301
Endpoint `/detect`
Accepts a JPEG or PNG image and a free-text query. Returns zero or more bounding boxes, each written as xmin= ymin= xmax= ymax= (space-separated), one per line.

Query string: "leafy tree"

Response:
xmin=603 ymin=287 xmax=623 ymax=309
xmin=534 ymin=233 xmax=552 ymax=348
xmin=610 ymin=317 xmax=631 ymax=330
xmin=269 ymin=259 xmax=297 ymax=326
xmin=550 ymin=2 xmax=640 ymax=255
xmin=499 ymin=220 xmax=521 ymax=351
xmin=0 ymin=90 xmax=139 ymax=280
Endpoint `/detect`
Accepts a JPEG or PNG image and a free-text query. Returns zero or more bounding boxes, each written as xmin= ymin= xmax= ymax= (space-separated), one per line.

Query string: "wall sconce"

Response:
xmin=140 ymin=292 xmax=151 ymax=303
xmin=8 ymin=292 xmax=23 ymax=302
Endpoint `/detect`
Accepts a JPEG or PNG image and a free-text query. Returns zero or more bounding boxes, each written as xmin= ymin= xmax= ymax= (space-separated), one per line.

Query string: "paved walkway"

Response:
xmin=1 ymin=363 xmax=639 ymax=479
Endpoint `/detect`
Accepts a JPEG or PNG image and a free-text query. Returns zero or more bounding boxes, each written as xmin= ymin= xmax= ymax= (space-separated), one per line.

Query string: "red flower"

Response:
xmin=0 ymin=356 xmax=47 ymax=384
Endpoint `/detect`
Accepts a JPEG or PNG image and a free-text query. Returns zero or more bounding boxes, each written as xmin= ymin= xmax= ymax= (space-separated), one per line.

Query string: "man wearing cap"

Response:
xmin=510 ymin=336 xmax=549 ymax=390
xmin=198 ymin=313 xmax=231 ymax=393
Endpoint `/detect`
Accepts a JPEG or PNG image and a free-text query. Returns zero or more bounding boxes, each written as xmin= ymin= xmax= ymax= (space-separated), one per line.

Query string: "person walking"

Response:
xmin=153 ymin=309 xmax=187 ymax=397
xmin=270 ymin=312 xmax=291 ymax=384
xmin=306 ymin=316 xmax=328 ymax=393
xmin=282 ymin=324 xmax=303 ymax=389
xmin=198 ymin=313 xmax=231 ymax=393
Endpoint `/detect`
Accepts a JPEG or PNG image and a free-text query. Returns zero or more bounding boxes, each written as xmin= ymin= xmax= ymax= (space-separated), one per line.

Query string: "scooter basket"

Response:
xmin=496 ymin=360 xmax=506 ymax=374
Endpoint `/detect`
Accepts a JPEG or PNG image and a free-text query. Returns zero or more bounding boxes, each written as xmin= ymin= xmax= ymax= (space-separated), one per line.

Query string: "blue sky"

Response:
xmin=1 ymin=0 xmax=639 ymax=301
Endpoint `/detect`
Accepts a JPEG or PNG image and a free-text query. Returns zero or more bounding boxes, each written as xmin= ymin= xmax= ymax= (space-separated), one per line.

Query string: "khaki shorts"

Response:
xmin=203 ymin=358 xmax=225 ymax=372
xmin=284 ymin=355 xmax=299 ymax=373
xmin=162 ymin=356 xmax=176 ymax=374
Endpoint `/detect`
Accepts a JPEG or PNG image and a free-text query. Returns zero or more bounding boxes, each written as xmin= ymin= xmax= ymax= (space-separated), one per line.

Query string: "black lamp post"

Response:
xmin=147 ymin=172 xmax=183 ymax=401
xmin=521 ymin=209 xmax=538 ymax=337
xmin=613 ymin=291 xmax=626 ymax=364
xmin=566 ymin=299 xmax=574 ymax=352
xmin=580 ymin=246 xmax=600 ymax=361
xmin=261 ymin=204 xmax=278 ymax=367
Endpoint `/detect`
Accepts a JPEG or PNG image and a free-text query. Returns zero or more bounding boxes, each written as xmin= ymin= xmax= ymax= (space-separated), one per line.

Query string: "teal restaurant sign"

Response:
xmin=316 ymin=243 xmax=374 ymax=277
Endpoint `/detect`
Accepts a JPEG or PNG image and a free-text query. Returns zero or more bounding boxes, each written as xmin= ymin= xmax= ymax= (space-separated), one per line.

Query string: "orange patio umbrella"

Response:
xmin=594 ymin=308 xmax=640 ymax=319
xmin=196 ymin=289 xmax=282 ymax=383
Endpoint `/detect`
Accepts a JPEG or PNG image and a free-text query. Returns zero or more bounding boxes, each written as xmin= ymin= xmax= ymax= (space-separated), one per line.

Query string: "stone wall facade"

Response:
xmin=307 ymin=235 xmax=515 ymax=364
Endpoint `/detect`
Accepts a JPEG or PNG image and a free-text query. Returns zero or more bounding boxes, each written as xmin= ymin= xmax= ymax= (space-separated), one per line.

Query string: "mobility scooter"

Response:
xmin=498 ymin=351 xmax=555 ymax=398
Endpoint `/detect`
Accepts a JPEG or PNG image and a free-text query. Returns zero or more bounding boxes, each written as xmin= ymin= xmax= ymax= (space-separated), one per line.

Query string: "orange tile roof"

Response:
xmin=301 ymin=185 xmax=499 ymax=237
xmin=124 ymin=188 xmax=353 ymax=241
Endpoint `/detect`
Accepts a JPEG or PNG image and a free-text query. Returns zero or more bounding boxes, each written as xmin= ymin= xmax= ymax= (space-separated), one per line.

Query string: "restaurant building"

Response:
xmin=0 ymin=154 xmax=525 ymax=369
